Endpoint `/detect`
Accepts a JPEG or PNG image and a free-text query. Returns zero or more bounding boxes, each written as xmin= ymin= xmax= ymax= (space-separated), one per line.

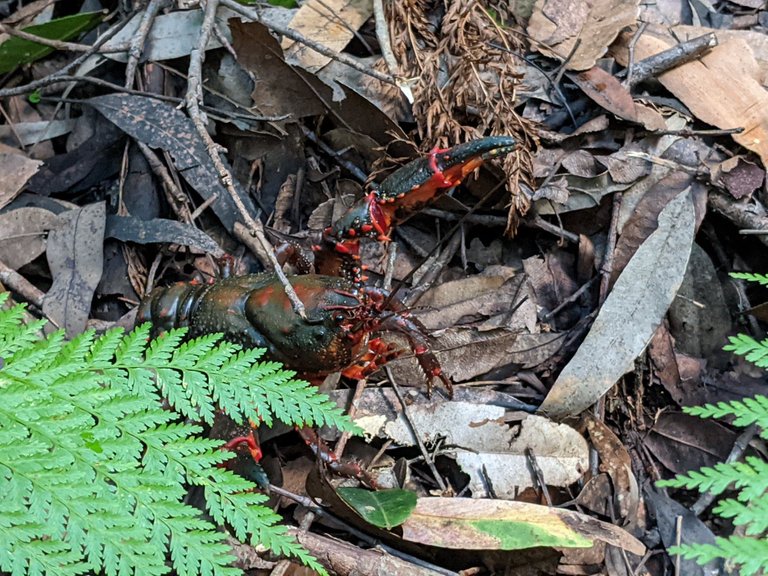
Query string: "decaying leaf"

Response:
xmin=0 ymin=147 xmax=43 ymax=210
xmin=645 ymin=411 xmax=736 ymax=475
xmin=540 ymin=187 xmax=696 ymax=418
xmin=355 ymin=397 xmax=587 ymax=498
xmin=102 ymin=7 xmax=240 ymax=63
xmin=585 ymin=417 xmax=639 ymax=521
xmin=644 ymin=486 xmax=721 ymax=575
xmin=711 ymin=155 xmax=765 ymax=199
xmin=614 ymin=29 xmax=768 ymax=167
xmin=281 ymin=0 xmax=372 ymax=73
xmin=416 ymin=271 xmax=535 ymax=332
xmin=87 ymin=93 xmax=258 ymax=234
xmin=401 ymin=497 xmax=645 ymax=554
xmin=43 ymin=202 xmax=105 ymax=336
xmin=569 ymin=67 xmax=637 ymax=122
xmin=610 ymin=171 xmax=696 ymax=286
xmin=387 ymin=327 xmax=563 ymax=385
xmin=0 ymin=207 xmax=56 ymax=269
xmin=527 ymin=0 xmax=639 ymax=71
xmin=105 ymin=216 xmax=225 ymax=257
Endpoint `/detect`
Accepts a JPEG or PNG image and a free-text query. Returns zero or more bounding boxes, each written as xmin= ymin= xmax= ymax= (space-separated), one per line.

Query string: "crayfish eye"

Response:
xmin=334 ymin=314 xmax=345 ymax=323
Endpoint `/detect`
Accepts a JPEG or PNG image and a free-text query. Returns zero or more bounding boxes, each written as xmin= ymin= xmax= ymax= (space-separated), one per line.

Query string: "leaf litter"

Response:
xmin=2 ymin=0 xmax=768 ymax=574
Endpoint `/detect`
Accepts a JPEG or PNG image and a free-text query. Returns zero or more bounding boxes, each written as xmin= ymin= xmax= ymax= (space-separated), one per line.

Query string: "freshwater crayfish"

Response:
xmin=137 ymin=135 xmax=518 ymax=482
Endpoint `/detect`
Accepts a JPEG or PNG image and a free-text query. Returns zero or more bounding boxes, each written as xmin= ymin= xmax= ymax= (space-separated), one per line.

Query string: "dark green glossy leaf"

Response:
xmin=0 ymin=11 xmax=105 ymax=74
xmin=337 ymin=487 xmax=417 ymax=529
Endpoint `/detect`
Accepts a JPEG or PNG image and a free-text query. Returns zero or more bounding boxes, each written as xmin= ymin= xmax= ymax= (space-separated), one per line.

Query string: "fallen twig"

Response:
xmin=0 ymin=20 xmax=124 ymax=53
xmin=185 ymin=0 xmax=306 ymax=317
xmin=124 ymin=0 xmax=170 ymax=87
xmin=621 ymin=32 xmax=718 ymax=89
xmin=0 ymin=14 xmax=134 ymax=99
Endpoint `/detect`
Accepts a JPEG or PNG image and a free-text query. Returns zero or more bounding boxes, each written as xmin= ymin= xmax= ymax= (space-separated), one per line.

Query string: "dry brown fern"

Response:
xmin=386 ymin=0 xmax=537 ymax=234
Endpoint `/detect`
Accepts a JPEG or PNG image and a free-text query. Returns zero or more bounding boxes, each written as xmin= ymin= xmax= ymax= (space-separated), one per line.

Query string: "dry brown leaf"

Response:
xmin=711 ymin=155 xmax=765 ymax=199
xmin=231 ymin=20 xmax=324 ymax=118
xmin=387 ymin=328 xmax=562 ymax=384
xmin=614 ymin=30 xmax=768 ymax=167
xmin=281 ymin=0 xmax=372 ymax=73
xmin=540 ymin=188 xmax=695 ymax=418
xmin=527 ymin=0 xmax=639 ymax=71
xmin=357 ymin=401 xmax=588 ymax=498
xmin=645 ymin=412 xmax=735 ymax=475
xmin=610 ymin=171 xmax=694 ymax=286
xmin=585 ymin=417 xmax=639 ymax=521
xmin=0 ymin=148 xmax=43 ymax=210
xmin=569 ymin=67 xmax=637 ymax=122
xmin=43 ymin=202 xmax=105 ymax=336
xmin=671 ymin=26 xmax=768 ymax=87
xmin=0 ymin=207 xmax=56 ymax=269
xmin=416 ymin=271 xmax=535 ymax=332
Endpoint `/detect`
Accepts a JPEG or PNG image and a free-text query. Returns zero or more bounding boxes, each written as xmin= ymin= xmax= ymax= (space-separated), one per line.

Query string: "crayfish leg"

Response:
xmin=377 ymin=314 xmax=454 ymax=399
xmin=340 ymin=338 xmax=402 ymax=381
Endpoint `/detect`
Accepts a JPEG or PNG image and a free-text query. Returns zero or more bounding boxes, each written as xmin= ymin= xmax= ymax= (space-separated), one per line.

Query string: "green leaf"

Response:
xmin=337 ymin=487 xmax=417 ymax=529
xmin=0 ymin=11 xmax=105 ymax=74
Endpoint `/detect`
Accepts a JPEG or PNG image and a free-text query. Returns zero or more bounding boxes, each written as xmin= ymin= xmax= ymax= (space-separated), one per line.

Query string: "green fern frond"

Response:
xmin=658 ymin=320 xmax=768 ymax=576
xmin=683 ymin=394 xmax=768 ymax=431
xmin=723 ymin=333 xmax=768 ymax=367
xmin=669 ymin=535 xmax=768 ymax=576
xmin=658 ymin=455 xmax=768 ymax=503
xmin=731 ymin=271 xmax=768 ymax=286
xmin=0 ymin=297 xmax=344 ymax=576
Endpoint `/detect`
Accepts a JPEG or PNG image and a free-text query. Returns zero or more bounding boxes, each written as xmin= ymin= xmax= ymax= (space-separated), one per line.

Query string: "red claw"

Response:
xmin=317 ymin=136 xmax=517 ymax=285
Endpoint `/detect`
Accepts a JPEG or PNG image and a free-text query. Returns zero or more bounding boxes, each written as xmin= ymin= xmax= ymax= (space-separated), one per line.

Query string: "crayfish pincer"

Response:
xmin=137 ymin=272 xmax=452 ymax=397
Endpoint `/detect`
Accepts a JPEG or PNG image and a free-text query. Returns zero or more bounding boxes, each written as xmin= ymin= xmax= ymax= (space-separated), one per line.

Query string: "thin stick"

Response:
xmin=333 ymin=377 xmax=367 ymax=457
xmin=405 ymin=231 xmax=461 ymax=307
xmin=384 ymin=366 xmax=448 ymax=492
xmin=135 ymin=141 xmax=194 ymax=222
xmin=186 ymin=0 xmax=306 ymax=317
xmin=525 ymin=448 xmax=553 ymax=506
xmin=0 ymin=20 xmax=125 ymax=53
xmin=542 ymin=276 xmax=598 ymax=321
xmin=622 ymin=32 xmax=718 ymax=89
xmin=0 ymin=259 xmax=45 ymax=309
xmin=125 ymin=0 xmax=170 ymax=88
xmin=623 ymin=22 xmax=647 ymax=89
xmin=373 ymin=0 xmax=398 ymax=74
xmin=598 ymin=192 xmax=623 ymax=304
